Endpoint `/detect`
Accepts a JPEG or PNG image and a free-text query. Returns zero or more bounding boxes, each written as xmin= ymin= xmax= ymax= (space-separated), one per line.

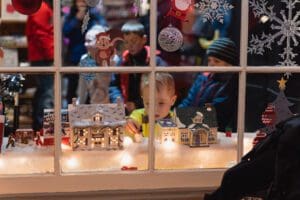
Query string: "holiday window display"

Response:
xmin=174 ymin=105 xmax=218 ymax=144
xmin=68 ymin=97 xmax=125 ymax=150
xmin=253 ymin=75 xmax=295 ymax=145
xmin=248 ymin=0 xmax=300 ymax=67
xmin=42 ymin=109 xmax=71 ymax=146
xmin=166 ymin=0 xmax=193 ymax=21
xmin=194 ymin=0 xmax=234 ymax=23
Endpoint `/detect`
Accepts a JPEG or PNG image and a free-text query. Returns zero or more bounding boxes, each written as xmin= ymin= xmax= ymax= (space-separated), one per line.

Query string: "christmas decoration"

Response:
xmin=0 ymin=47 xmax=3 ymax=63
xmin=158 ymin=25 xmax=183 ymax=52
xmin=68 ymin=97 xmax=125 ymax=150
xmin=166 ymin=0 xmax=193 ymax=21
xmin=95 ymin=32 xmax=123 ymax=66
xmin=11 ymin=0 xmax=42 ymax=15
xmin=194 ymin=0 xmax=234 ymax=23
xmin=248 ymin=0 xmax=300 ymax=66
xmin=260 ymin=76 xmax=294 ymax=134
xmin=81 ymin=10 xmax=90 ymax=34
xmin=85 ymin=0 xmax=100 ymax=7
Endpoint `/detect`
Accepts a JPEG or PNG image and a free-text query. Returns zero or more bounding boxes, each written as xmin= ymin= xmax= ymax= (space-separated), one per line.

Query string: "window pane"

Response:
xmin=245 ymin=73 xmax=300 ymax=154
xmin=61 ymin=0 xmax=150 ymax=67
xmin=61 ymin=72 xmax=148 ymax=173
xmin=248 ymin=0 xmax=300 ymax=66
xmin=156 ymin=0 xmax=241 ymax=66
xmin=0 ymin=0 xmax=54 ymax=67
xmin=151 ymin=72 xmax=238 ymax=169
xmin=0 ymin=74 xmax=54 ymax=175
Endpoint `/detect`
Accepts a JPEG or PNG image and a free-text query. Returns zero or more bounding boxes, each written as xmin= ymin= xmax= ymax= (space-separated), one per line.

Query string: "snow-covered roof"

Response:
xmin=68 ymin=103 xmax=125 ymax=128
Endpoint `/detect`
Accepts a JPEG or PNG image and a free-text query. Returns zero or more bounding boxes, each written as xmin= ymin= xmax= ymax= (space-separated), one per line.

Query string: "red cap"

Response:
xmin=11 ymin=0 xmax=42 ymax=15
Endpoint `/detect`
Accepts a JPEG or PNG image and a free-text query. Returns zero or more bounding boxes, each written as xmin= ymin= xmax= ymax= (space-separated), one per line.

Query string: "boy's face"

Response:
xmin=123 ymin=33 xmax=147 ymax=56
xmin=142 ymin=86 xmax=177 ymax=120
xmin=208 ymin=56 xmax=231 ymax=66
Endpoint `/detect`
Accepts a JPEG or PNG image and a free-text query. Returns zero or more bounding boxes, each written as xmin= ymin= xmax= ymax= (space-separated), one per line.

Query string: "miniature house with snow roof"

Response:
xmin=187 ymin=112 xmax=209 ymax=147
xmin=174 ymin=104 xmax=218 ymax=144
xmin=68 ymin=98 xmax=126 ymax=150
xmin=157 ymin=119 xmax=180 ymax=143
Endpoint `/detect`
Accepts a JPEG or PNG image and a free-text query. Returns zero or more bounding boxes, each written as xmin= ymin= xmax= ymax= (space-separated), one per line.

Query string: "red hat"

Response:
xmin=11 ymin=0 xmax=42 ymax=15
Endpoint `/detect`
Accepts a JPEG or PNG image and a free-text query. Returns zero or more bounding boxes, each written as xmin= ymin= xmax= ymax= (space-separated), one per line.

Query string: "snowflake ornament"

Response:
xmin=194 ymin=0 xmax=234 ymax=23
xmin=158 ymin=25 xmax=183 ymax=52
xmin=248 ymin=0 xmax=300 ymax=67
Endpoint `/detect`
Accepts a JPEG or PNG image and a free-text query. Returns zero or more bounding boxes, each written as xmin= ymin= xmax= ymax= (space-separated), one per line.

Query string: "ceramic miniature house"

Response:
xmin=188 ymin=112 xmax=209 ymax=147
xmin=157 ymin=119 xmax=180 ymax=143
xmin=68 ymin=98 xmax=126 ymax=150
xmin=174 ymin=104 xmax=218 ymax=144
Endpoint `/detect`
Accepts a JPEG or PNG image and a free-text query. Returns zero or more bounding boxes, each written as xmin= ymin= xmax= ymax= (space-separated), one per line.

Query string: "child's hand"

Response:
xmin=125 ymin=118 xmax=140 ymax=135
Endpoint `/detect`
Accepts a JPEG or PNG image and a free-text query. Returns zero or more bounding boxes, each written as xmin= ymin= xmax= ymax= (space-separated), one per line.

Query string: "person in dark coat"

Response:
xmin=178 ymin=38 xmax=239 ymax=131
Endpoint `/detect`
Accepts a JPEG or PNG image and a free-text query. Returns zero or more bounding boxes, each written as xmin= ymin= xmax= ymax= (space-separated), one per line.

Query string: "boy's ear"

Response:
xmin=171 ymin=95 xmax=177 ymax=105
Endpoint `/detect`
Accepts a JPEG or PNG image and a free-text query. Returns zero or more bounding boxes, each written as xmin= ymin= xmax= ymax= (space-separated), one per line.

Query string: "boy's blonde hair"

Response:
xmin=141 ymin=73 xmax=175 ymax=96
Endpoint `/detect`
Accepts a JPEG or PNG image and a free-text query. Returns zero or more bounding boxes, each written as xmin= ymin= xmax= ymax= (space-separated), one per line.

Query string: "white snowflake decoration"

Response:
xmin=248 ymin=0 xmax=300 ymax=67
xmin=158 ymin=25 xmax=183 ymax=52
xmin=194 ymin=0 xmax=234 ymax=23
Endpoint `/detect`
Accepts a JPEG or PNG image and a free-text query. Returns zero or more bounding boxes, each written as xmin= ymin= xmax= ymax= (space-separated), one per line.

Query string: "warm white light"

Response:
xmin=120 ymin=153 xmax=133 ymax=166
xmin=66 ymin=157 xmax=79 ymax=169
xmin=260 ymin=15 xmax=269 ymax=23
xmin=0 ymin=158 xmax=4 ymax=168
xmin=123 ymin=136 xmax=133 ymax=147
xmin=18 ymin=157 xmax=27 ymax=164
xmin=61 ymin=143 xmax=71 ymax=150
xmin=162 ymin=140 xmax=176 ymax=151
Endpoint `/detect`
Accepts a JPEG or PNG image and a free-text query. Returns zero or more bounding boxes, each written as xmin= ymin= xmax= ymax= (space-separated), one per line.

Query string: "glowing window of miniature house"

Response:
xmin=93 ymin=112 xmax=103 ymax=122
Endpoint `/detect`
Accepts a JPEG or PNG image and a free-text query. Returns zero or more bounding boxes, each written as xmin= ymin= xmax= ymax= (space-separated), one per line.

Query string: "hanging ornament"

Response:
xmin=95 ymin=32 xmax=123 ymax=66
xmin=166 ymin=0 xmax=193 ymax=21
xmin=85 ymin=0 xmax=100 ymax=7
xmin=11 ymin=0 xmax=42 ymax=15
xmin=81 ymin=10 xmax=90 ymax=34
xmin=158 ymin=25 xmax=183 ymax=52
xmin=0 ymin=47 xmax=3 ymax=63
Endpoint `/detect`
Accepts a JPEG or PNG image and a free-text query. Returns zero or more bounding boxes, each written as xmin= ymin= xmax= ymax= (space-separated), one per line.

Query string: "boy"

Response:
xmin=178 ymin=37 xmax=239 ymax=131
xmin=125 ymin=73 xmax=177 ymax=138
xmin=78 ymin=25 xmax=121 ymax=104
xmin=112 ymin=20 xmax=167 ymax=114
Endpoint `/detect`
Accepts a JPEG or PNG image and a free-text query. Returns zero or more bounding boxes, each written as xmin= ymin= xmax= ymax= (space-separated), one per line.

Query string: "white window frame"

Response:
xmin=1 ymin=0 xmax=299 ymax=195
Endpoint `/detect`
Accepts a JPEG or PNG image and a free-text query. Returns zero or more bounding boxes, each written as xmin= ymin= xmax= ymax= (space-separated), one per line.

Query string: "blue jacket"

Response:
xmin=179 ymin=73 xmax=238 ymax=131
xmin=63 ymin=8 xmax=107 ymax=65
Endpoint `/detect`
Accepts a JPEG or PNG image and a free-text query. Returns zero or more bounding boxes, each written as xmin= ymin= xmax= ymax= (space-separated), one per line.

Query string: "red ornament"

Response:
xmin=0 ymin=47 xmax=3 ymax=61
xmin=11 ymin=0 xmax=42 ymax=15
xmin=166 ymin=0 xmax=193 ymax=21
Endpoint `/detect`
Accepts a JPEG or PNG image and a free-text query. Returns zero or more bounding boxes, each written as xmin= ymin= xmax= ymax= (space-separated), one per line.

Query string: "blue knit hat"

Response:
xmin=207 ymin=38 xmax=239 ymax=65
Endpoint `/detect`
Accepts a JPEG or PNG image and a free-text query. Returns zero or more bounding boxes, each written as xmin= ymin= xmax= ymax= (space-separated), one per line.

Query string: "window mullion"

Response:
xmin=237 ymin=0 xmax=249 ymax=161
xmin=53 ymin=0 xmax=62 ymax=176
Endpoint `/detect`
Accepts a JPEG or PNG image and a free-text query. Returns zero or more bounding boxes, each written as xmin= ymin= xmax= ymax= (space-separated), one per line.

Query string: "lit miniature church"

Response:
xmin=173 ymin=104 xmax=218 ymax=145
xmin=68 ymin=98 xmax=126 ymax=150
xmin=156 ymin=105 xmax=218 ymax=147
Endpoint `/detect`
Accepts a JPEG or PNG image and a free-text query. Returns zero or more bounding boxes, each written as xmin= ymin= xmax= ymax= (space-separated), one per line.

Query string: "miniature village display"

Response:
xmin=68 ymin=98 xmax=126 ymax=150
xmin=156 ymin=104 xmax=218 ymax=147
